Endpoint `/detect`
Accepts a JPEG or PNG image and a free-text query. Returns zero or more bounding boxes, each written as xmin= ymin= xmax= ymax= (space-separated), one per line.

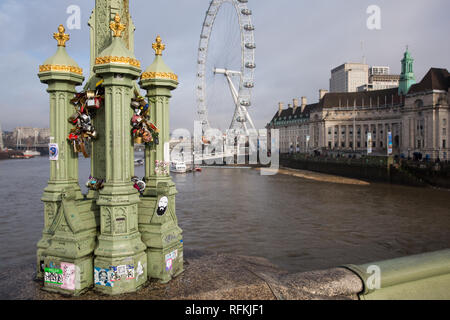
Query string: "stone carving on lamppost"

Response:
xmin=139 ymin=36 xmax=184 ymax=283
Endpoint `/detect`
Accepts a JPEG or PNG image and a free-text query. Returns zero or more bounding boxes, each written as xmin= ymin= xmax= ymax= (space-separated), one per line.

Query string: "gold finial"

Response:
xmin=110 ymin=13 xmax=126 ymax=38
xmin=53 ymin=24 xmax=70 ymax=47
xmin=152 ymin=36 xmax=165 ymax=56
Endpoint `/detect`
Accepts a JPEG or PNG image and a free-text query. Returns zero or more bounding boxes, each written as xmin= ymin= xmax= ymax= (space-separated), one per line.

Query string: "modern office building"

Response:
xmin=330 ymin=63 xmax=369 ymax=93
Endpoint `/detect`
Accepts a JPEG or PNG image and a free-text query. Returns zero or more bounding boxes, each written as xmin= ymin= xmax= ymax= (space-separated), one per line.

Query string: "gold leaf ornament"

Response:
xmin=152 ymin=36 xmax=165 ymax=56
xmin=53 ymin=24 xmax=70 ymax=47
xmin=110 ymin=13 xmax=126 ymax=38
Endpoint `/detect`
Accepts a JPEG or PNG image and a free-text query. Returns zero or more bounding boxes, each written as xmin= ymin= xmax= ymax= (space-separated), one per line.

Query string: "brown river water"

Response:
xmin=0 ymin=155 xmax=449 ymax=273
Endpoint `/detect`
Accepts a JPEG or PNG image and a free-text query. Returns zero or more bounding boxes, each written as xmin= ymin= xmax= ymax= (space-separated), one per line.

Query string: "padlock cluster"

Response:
xmin=132 ymin=176 xmax=146 ymax=194
xmin=130 ymin=91 xmax=159 ymax=148
xmin=68 ymin=81 xmax=104 ymax=158
xmin=86 ymin=175 xmax=105 ymax=191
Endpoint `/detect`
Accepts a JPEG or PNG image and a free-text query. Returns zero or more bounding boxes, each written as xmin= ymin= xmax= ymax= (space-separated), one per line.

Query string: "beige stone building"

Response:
xmin=268 ymin=63 xmax=449 ymax=160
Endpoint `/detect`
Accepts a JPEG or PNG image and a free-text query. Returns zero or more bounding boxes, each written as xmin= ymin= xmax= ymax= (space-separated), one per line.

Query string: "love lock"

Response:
xmin=86 ymin=90 xmax=95 ymax=99
xmin=86 ymin=130 xmax=98 ymax=139
xmin=131 ymin=176 xmax=146 ymax=194
xmin=80 ymin=113 xmax=91 ymax=124
xmin=87 ymin=97 xmax=102 ymax=109
xmin=132 ymin=114 xmax=142 ymax=125
xmin=142 ymin=130 xmax=152 ymax=143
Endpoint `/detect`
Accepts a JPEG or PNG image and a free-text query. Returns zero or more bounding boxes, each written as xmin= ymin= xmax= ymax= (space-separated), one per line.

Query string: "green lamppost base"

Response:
xmin=42 ymin=255 xmax=94 ymax=296
xmin=139 ymin=181 xmax=184 ymax=283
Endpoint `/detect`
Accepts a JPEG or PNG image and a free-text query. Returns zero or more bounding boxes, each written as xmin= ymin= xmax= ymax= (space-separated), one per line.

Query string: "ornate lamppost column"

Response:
xmin=138 ymin=36 xmax=184 ymax=283
xmin=92 ymin=14 xmax=147 ymax=295
xmin=37 ymin=25 xmax=98 ymax=296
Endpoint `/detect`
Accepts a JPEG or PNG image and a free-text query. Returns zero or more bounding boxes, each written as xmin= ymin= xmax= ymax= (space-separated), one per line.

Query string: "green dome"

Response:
xmin=96 ymin=37 xmax=140 ymax=68
xmin=39 ymin=46 xmax=82 ymax=75
xmin=144 ymin=55 xmax=175 ymax=74
xmin=42 ymin=46 xmax=80 ymax=68
xmin=140 ymin=55 xmax=178 ymax=83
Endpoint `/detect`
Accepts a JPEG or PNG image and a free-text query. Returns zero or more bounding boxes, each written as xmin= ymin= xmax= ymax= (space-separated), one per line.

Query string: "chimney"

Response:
xmin=301 ymin=96 xmax=307 ymax=113
xmin=319 ymin=89 xmax=328 ymax=100
xmin=293 ymin=98 xmax=299 ymax=113
xmin=278 ymin=102 xmax=284 ymax=116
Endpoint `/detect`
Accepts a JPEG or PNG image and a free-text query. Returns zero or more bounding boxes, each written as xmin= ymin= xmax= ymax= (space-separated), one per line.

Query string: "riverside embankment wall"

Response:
xmin=280 ymin=154 xmax=450 ymax=188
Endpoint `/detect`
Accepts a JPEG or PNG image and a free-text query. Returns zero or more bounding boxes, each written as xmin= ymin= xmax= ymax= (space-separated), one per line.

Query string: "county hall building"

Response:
xmin=267 ymin=50 xmax=450 ymax=160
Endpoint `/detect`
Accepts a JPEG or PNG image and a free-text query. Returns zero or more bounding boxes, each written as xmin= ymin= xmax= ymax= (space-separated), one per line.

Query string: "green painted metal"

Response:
xmin=345 ymin=249 xmax=450 ymax=300
xmin=139 ymin=54 xmax=184 ymax=283
xmin=38 ymin=45 xmax=98 ymax=296
xmin=399 ymin=48 xmax=416 ymax=95
xmin=85 ymin=0 xmax=135 ymax=90
xmin=37 ymin=0 xmax=183 ymax=296
xmin=92 ymin=36 xmax=147 ymax=295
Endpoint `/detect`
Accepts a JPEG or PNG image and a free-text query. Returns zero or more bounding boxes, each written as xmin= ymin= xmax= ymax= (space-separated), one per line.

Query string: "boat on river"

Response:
xmin=170 ymin=161 xmax=187 ymax=173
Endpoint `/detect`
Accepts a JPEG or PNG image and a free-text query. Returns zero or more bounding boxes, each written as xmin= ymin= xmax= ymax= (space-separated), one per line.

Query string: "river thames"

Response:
xmin=0 ymin=155 xmax=449 ymax=274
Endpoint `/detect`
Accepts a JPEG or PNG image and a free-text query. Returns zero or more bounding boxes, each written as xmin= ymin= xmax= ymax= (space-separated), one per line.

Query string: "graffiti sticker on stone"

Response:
xmin=165 ymin=249 xmax=178 ymax=271
xmin=126 ymin=265 xmax=135 ymax=280
xmin=44 ymin=267 xmax=63 ymax=285
xmin=117 ymin=265 xmax=127 ymax=277
xmin=94 ymin=267 xmax=113 ymax=287
xmin=61 ymin=262 xmax=76 ymax=290
xmin=165 ymin=258 xmax=173 ymax=271
xmin=165 ymin=249 xmax=178 ymax=261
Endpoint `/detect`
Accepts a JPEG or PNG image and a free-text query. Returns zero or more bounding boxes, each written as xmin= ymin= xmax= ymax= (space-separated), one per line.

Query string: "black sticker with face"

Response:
xmin=157 ymin=196 xmax=168 ymax=216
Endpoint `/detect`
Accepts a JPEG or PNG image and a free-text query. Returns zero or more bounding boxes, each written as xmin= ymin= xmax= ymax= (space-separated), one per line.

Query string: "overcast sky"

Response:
xmin=0 ymin=0 xmax=449 ymax=132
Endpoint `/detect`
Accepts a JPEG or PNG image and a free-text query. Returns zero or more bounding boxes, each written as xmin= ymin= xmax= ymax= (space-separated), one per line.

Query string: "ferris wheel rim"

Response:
xmin=196 ymin=0 xmax=256 ymax=132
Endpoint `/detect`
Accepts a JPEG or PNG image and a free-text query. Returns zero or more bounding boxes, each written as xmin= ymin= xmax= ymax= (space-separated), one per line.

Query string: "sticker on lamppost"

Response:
xmin=49 ymin=143 xmax=59 ymax=161
xmin=367 ymin=133 xmax=372 ymax=154
xmin=157 ymin=196 xmax=169 ymax=216
xmin=387 ymin=132 xmax=393 ymax=155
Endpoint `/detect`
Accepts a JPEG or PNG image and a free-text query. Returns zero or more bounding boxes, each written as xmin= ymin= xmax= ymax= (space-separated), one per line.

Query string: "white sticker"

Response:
xmin=49 ymin=143 xmax=59 ymax=161
xmin=116 ymin=265 xmax=127 ymax=277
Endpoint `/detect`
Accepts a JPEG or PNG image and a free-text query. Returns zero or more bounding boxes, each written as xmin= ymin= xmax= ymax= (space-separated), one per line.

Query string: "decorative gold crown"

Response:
xmin=53 ymin=24 xmax=70 ymax=47
xmin=110 ymin=13 xmax=126 ymax=38
xmin=152 ymin=36 xmax=165 ymax=56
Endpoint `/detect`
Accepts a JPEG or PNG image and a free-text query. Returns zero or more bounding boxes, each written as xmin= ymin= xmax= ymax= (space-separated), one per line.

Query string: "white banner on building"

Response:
xmin=367 ymin=133 xmax=372 ymax=154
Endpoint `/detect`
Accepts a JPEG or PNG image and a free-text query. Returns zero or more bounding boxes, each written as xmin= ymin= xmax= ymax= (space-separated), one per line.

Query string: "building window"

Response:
xmin=328 ymin=142 xmax=332 ymax=148
xmin=341 ymin=142 xmax=345 ymax=148
xmin=380 ymin=141 xmax=383 ymax=147
xmin=444 ymin=140 xmax=447 ymax=149
xmin=357 ymin=142 xmax=361 ymax=148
